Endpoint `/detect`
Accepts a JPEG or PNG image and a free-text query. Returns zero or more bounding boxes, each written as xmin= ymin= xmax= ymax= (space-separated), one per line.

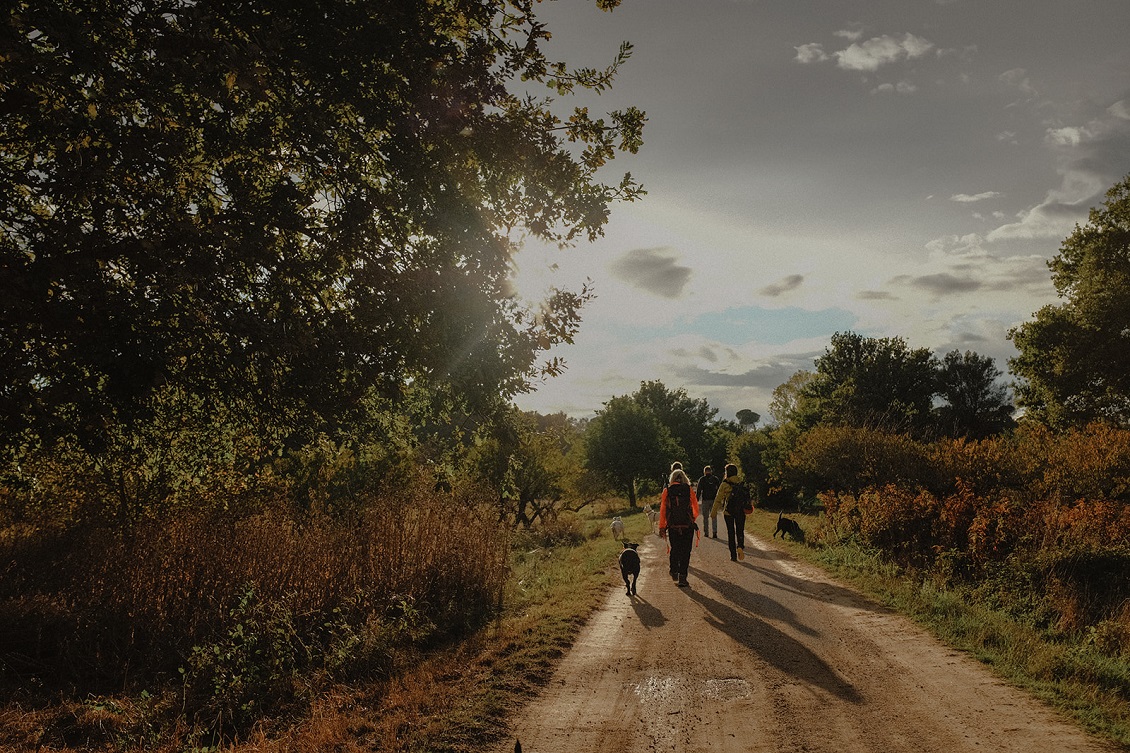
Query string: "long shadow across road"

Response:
xmin=686 ymin=565 xmax=862 ymax=705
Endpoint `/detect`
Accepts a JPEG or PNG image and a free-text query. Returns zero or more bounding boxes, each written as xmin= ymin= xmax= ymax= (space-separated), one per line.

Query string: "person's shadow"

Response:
xmin=686 ymin=567 xmax=861 ymax=704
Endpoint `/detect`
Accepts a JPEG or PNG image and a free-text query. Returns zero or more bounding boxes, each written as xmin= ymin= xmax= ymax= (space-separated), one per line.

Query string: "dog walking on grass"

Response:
xmin=773 ymin=511 xmax=804 ymax=541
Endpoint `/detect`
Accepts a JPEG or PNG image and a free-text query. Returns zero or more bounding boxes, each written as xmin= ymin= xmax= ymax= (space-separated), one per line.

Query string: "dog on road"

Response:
xmin=610 ymin=516 xmax=625 ymax=540
xmin=643 ymin=503 xmax=659 ymax=533
xmin=773 ymin=512 xmax=804 ymax=541
xmin=618 ymin=541 xmax=640 ymax=596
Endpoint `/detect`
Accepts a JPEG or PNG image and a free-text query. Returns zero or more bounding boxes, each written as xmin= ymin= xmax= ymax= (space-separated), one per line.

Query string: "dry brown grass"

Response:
xmin=0 ymin=477 xmax=511 ymax=748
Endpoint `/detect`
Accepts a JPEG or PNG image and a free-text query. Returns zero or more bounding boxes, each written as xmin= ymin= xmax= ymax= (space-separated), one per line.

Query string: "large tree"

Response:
xmin=0 ymin=0 xmax=645 ymax=453
xmin=1009 ymin=175 xmax=1130 ymax=427
xmin=633 ymin=380 xmax=718 ymax=471
xmin=933 ymin=349 xmax=1014 ymax=439
xmin=803 ymin=332 xmax=938 ymax=435
xmin=583 ymin=395 xmax=677 ymax=506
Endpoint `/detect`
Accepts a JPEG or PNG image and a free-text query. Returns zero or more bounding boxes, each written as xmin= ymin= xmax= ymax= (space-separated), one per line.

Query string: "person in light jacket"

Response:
xmin=711 ymin=463 xmax=748 ymax=562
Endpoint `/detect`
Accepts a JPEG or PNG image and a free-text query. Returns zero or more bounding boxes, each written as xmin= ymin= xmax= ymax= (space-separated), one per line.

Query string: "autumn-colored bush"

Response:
xmin=1013 ymin=423 xmax=1130 ymax=504
xmin=784 ymin=425 xmax=932 ymax=496
xmin=925 ymin=435 xmax=1025 ymax=498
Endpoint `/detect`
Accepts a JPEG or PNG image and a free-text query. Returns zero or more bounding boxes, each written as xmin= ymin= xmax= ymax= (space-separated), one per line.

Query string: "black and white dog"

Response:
xmin=773 ymin=512 xmax=804 ymax=541
xmin=618 ymin=541 xmax=640 ymax=596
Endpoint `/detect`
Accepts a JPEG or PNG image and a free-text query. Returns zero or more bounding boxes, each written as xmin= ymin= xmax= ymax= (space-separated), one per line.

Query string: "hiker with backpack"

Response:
xmin=658 ymin=468 xmax=699 ymax=587
xmin=712 ymin=463 xmax=753 ymax=562
xmin=695 ymin=465 xmax=721 ymax=539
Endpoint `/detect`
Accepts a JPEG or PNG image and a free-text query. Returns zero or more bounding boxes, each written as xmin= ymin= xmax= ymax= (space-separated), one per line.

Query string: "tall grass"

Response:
xmin=0 ymin=478 xmax=508 ymax=742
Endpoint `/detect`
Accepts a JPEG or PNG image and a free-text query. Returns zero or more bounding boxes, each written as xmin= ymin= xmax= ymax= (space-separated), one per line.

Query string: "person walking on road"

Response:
xmin=712 ymin=463 xmax=750 ymax=562
xmin=658 ymin=468 xmax=699 ymax=587
xmin=695 ymin=465 xmax=721 ymax=539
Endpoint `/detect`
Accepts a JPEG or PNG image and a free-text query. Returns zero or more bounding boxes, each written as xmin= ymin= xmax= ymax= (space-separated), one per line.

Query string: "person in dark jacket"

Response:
xmin=658 ymin=468 xmax=699 ymax=587
xmin=695 ymin=465 xmax=721 ymax=539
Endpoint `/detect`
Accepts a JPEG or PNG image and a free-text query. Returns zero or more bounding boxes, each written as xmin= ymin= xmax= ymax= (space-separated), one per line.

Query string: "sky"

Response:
xmin=508 ymin=0 xmax=1130 ymax=424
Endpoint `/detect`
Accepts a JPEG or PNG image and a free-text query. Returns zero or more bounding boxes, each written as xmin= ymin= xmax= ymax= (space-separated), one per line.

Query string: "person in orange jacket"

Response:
xmin=658 ymin=468 xmax=699 ymax=587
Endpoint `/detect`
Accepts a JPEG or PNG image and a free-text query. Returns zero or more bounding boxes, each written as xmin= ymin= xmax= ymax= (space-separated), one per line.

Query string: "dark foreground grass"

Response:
xmin=229 ymin=505 xmax=654 ymax=753
xmin=745 ymin=508 xmax=1130 ymax=750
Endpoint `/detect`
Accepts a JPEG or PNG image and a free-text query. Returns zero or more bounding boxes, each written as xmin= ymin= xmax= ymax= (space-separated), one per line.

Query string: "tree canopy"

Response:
xmin=802 ymin=331 xmax=938 ymax=435
xmin=0 ymin=0 xmax=645 ymax=454
xmin=1009 ymin=174 xmax=1130 ymax=427
xmin=583 ymin=395 xmax=677 ymax=506
xmin=935 ymin=349 xmax=1014 ymax=439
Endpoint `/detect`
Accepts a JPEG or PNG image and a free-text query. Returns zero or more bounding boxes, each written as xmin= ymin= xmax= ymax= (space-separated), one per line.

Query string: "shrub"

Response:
xmin=784 ymin=425 xmax=931 ymax=496
xmin=0 ymin=477 xmax=508 ymax=739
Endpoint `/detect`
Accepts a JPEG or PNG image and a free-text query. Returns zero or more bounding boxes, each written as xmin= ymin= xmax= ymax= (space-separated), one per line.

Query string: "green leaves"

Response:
xmin=0 ymin=0 xmax=645 ymax=454
xmin=1009 ymin=175 xmax=1130 ymax=427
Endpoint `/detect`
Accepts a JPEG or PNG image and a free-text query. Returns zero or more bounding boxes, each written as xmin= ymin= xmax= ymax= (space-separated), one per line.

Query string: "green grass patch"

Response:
xmin=746 ymin=508 xmax=1130 ymax=749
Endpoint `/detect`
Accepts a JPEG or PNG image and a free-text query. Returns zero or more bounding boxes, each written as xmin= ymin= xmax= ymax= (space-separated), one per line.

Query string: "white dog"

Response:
xmin=610 ymin=516 xmax=625 ymax=540
xmin=643 ymin=503 xmax=659 ymax=533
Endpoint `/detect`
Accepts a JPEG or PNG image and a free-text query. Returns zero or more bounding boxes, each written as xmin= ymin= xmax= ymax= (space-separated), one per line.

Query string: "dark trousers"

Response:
xmin=724 ymin=513 xmax=746 ymax=559
xmin=668 ymin=527 xmax=694 ymax=579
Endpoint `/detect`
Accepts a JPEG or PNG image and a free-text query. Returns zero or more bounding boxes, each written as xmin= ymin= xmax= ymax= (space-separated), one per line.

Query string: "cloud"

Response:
xmin=759 ymin=274 xmax=804 ymax=297
xmin=835 ymin=33 xmax=935 ymax=72
xmin=608 ymin=247 xmax=693 ymax=297
xmin=950 ymin=191 xmax=1002 ymax=203
xmin=987 ymin=98 xmax=1130 ymax=242
xmin=834 ymin=27 xmax=864 ymax=42
xmin=999 ymin=67 xmax=1038 ymax=97
xmin=904 ymin=272 xmax=983 ymax=295
xmin=915 ymin=233 xmax=1055 ymax=297
xmin=794 ymin=43 xmax=829 ymax=64
xmin=873 ymin=80 xmax=918 ymax=95
xmin=856 ymin=290 xmax=898 ymax=301
xmin=674 ymin=359 xmax=812 ymax=390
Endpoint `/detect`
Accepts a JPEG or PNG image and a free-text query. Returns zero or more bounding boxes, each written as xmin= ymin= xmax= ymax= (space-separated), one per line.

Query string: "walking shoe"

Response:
xmin=671 ymin=572 xmax=679 ymax=581
xmin=737 ymin=547 xmax=745 ymax=561
xmin=730 ymin=556 xmax=737 ymax=562
xmin=712 ymin=534 xmax=718 ymax=539
xmin=677 ymin=578 xmax=689 ymax=587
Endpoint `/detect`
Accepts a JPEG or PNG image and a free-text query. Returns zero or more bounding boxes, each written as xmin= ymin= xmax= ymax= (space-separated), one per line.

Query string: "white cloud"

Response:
xmin=950 ymin=191 xmax=1002 ymax=203
xmin=1046 ymin=126 xmax=1085 ymax=146
xmin=872 ymin=80 xmax=919 ymax=95
xmin=989 ymin=100 xmax=1130 ymax=242
xmin=834 ymin=27 xmax=864 ymax=42
xmin=836 ymin=34 xmax=935 ymax=72
xmin=999 ymin=67 xmax=1038 ymax=97
xmin=794 ymin=43 xmax=829 ymax=64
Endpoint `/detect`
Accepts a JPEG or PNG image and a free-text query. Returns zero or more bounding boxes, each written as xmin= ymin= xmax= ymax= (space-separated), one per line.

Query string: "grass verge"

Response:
xmin=745 ymin=508 xmax=1130 ymax=750
xmin=224 ymin=505 xmax=654 ymax=753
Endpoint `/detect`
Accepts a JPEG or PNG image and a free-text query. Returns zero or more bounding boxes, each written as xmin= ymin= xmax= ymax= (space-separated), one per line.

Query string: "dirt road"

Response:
xmin=499 ymin=530 xmax=1117 ymax=753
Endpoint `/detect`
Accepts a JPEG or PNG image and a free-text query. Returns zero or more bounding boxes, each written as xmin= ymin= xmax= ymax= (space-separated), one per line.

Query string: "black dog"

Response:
xmin=618 ymin=541 xmax=640 ymax=595
xmin=774 ymin=512 xmax=804 ymax=541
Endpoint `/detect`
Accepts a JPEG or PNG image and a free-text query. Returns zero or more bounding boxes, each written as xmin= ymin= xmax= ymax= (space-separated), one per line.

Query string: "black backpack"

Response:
xmin=697 ymin=474 xmax=720 ymax=499
xmin=723 ymin=478 xmax=752 ymax=516
xmin=665 ymin=483 xmax=693 ymax=528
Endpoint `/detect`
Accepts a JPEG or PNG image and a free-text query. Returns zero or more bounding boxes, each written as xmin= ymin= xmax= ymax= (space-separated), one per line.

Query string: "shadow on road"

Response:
xmin=691 ymin=566 xmax=819 ymax=638
xmin=628 ymin=594 xmax=667 ymax=629
xmin=683 ymin=575 xmax=863 ymax=705
xmin=741 ymin=541 xmax=894 ymax=616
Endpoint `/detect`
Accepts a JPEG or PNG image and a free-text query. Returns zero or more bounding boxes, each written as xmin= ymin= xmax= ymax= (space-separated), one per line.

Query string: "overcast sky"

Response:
xmin=509 ymin=0 xmax=1130 ymax=424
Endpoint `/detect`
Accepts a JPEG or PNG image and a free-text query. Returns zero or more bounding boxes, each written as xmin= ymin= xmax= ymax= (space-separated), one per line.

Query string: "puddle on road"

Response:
xmin=633 ymin=676 xmax=681 ymax=702
xmin=704 ymin=677 xmax=751 ymax=701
